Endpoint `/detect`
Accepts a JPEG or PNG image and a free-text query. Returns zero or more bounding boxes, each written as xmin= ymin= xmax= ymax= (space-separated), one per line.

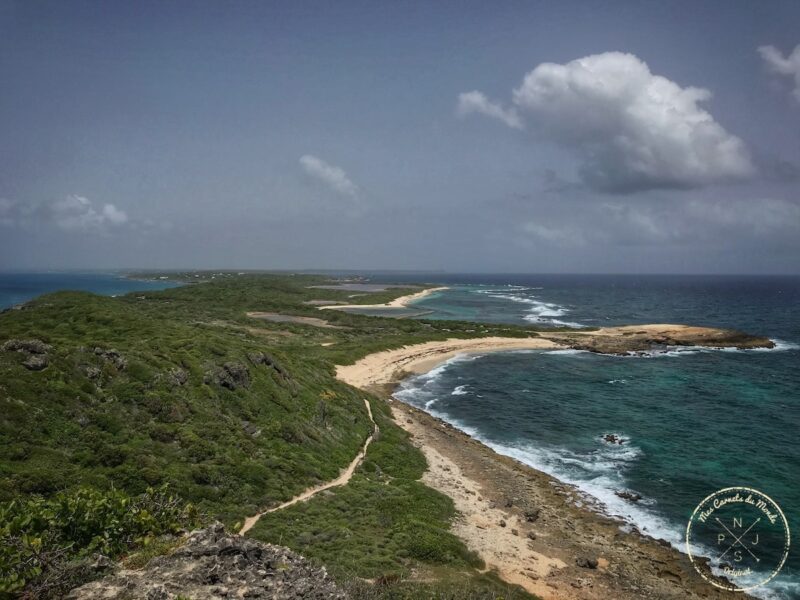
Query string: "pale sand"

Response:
xmin=318 ymin=286 xmax=449 ymax=312
xmin=337 ymin=334 xmax=747 ymax=599
xmin=239 ymin=398 xmax=377 ymax=536
xmin=336 ymin=336 xmax=562 ymax=390
xmin=412 ymin=431 xmax=567 ymax=598
xmin=334 ymin=325 xmax=742 ymax=391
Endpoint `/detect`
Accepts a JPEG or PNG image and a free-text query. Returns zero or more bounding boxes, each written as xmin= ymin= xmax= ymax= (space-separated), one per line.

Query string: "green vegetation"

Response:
xmin=0 ymin=485 xmax=198 ymax=598
xmin=0 ymin=274 xmax=542 ymax=597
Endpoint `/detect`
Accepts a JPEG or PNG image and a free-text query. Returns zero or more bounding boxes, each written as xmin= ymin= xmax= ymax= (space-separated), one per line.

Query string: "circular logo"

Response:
xmin=686 ymin=487 xmax=790 ymax=592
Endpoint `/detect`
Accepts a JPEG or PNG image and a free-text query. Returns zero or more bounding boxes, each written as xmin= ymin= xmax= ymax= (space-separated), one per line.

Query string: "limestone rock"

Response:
xmin=2 ymin=338 xmax=52 ymax=354
xmin=66 ymin=522 xmax=347 ymax=599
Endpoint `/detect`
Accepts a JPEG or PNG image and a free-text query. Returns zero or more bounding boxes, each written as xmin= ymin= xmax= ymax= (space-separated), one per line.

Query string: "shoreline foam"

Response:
xmin=336 ymin=335 xmax=753 ymax=599
xmin=318 ymin=286 xmax=449 ymax=312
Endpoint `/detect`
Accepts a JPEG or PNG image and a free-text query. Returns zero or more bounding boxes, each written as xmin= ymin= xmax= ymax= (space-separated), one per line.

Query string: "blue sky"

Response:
xmin=1 ymin=0 xmax=799 ymax=273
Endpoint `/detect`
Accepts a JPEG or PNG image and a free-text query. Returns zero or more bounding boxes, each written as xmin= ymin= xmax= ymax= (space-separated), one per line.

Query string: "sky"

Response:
xmin=1 ymin=0 xmax=799 ymax=274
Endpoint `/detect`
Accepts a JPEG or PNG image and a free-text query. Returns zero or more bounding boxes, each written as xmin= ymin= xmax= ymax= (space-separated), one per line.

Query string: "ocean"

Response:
xmin=2 ymin=271 xmax=797 ymax=596
xmin=378 ymin=274 xmax=800 ymax=599
xmin=0 ymin=272 xmax=181 ymax=310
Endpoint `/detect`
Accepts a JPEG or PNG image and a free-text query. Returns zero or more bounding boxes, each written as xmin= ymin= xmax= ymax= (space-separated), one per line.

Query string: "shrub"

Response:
xmin=0 ymin=485 xmax=199 ymax=598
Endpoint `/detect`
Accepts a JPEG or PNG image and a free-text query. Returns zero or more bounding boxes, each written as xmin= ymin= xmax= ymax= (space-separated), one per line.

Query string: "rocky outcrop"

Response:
xmin=615 ymin=490 xmax=643 ymax=502
xmin=93 ymin=347 xmax=128 ymax=371
xmin=248 ymin=351 xmax=298 ymax=396
xmin=204 ymin=362 xmax=251 ymax=390
xmin=66 ymin=522 xmax=347 ymax=599
xmin=2 ymin=338 xmax=52 ymax=354
xmin=167 ymin=367 xmax=189 ymax=386
xmin=546 ymin=325 xmax=774 ymax=355
xmin=23 ymin=354 xmax=49 ymax=371
xmin=2 ymin=338 xmax=52 ymax=370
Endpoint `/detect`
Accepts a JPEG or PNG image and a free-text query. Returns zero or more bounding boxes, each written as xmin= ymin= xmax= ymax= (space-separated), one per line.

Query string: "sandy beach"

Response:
xmin=318 ymin=286 xmax=449 ymax=312
xmin=336 ymin=333 xmax=749 ymax=599
xmin=336 ymin=336 xmax=561 ymax=389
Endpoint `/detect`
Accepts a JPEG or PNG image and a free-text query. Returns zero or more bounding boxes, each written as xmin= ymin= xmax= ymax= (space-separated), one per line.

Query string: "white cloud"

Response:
xmin=0 ymin=195 xmax=130 ymax=233
xmin=522 ymin=222 xmax=586 ymax=245
xmin=50 ymin=195 xmax=128 ymax=231
xmin=458 ymin=52 xmax=755 ymax=193
xmin=521 ymin=197 xmax=800 ymax=247
xmin=758 ymin=44 xmax=800 ymax=103
xmin=102 ymin=203 xmax=129 ymax=225
xmin=299 ymin=155 xmax=360 ymax=198
xmin=457 ymin=91 xmax=524 ymax=130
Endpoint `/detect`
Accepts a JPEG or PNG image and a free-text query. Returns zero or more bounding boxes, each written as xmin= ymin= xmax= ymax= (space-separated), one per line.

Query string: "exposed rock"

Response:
xmin=603 ymin=433 xmax=624 ymax=445
xmin=2 ymin=338 xmax=52 ymax=354
xmin=66 ymin=522 xmax=347 ymax=599
xmin=93 ymin=348 xmax=127 ymax=370
xmin=527 ymin=531 xmax=537 ymax=541
xmin=23 ymin=355 xmax=48 ymax=371
xmin=575 ymin=556 xmax=598 ymax=569
xmin=524 ymin=508 xmax=540 ymax=522
xmin=499 ymin=520 xmax=506 ymax=528
xmin=615 ymin=490 xmax=643 ymax=502
xmin=247 ymin=351 xmax=298 ymax=396
xmin=89 ymin=554 xmax=114 ymax=572
xmin=167 ymin=367 xmax=189 ymax=386
xmin=248 ymin=351 xmax=290 ymax=379
xmin=241 ymin=420 xmax=261 ymax=437
xmin=204 ymin=362 xmax=251 ymax=390
xmin=547 ymin=325 xmax=774 ymax=355
xmin=84 ymin=366 xmax=102 ymax=380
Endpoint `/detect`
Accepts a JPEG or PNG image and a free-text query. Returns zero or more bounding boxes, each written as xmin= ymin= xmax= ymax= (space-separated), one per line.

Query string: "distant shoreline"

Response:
xmin=318 ymin=286 xmax=449 ymax=312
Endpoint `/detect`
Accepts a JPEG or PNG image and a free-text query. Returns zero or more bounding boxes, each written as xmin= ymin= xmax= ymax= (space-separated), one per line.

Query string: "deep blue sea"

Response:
xmin=0 ymin=272 xmax=181 ymax=310
xmin=375 ymin=274 xmax=800 ymax=599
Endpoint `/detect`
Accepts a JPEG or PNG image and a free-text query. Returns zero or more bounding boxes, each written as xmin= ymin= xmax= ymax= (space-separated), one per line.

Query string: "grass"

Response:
xmin=0 ymin=273 xmax=543 ymax=598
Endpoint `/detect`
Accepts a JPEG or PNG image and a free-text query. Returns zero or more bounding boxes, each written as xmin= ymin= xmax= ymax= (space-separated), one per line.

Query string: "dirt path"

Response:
xmin=239 ymin=398 xmax=377 ymax=535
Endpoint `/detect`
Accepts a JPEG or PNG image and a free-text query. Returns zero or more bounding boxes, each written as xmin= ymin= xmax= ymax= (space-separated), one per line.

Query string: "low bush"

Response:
xmin=0 ymin=485 xmax=199 ymax=598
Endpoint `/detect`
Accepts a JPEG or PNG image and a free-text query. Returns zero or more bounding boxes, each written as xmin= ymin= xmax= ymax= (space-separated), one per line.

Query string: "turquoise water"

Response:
xmin=0 ymin=272 xmax=181 ymax=310
xmin=387 ymin=275 xmax=800 ymax=599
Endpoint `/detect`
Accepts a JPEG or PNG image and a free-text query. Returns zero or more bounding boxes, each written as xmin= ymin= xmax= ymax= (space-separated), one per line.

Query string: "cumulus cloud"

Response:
xmin=521 ymin=197 xmax=800 ymax=247
xmin=457 ymin=91 xmax=524 ymax=129
xmin=458 ymin=52 xmax=755 ymax=193
xmin=758 ymin=44 xmax=800 ymax=103
xmin=51 ymin=195 xmax=129 ymax=231
xmin=0 ymin=195 xmax=129 ymax=233
xmin=300 ymin=155 xmax=360 ymax=198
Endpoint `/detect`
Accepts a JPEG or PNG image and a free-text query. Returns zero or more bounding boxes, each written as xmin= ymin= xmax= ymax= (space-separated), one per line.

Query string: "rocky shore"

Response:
xmin=387 ymin=399 xmax=747 ymax=600
xmin=334 ymin=324 xmax=771 ymax=598
xmin=67 ymin=523 xmax=346 ymax=600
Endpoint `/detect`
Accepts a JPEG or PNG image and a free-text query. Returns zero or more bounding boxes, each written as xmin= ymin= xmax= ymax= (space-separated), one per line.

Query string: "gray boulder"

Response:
xmin=66 ymin=522 xmax=347 ymax=599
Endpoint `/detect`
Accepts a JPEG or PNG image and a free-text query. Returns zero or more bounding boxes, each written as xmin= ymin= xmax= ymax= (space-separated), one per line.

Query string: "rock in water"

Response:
xmin=66 ymin=522 xmax=347 ymax=599
xmin=615 ymin=490 xmax=642 ymax=502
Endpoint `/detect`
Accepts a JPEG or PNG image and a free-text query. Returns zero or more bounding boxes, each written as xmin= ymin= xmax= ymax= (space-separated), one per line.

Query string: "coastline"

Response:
xmin=318 ymin=286 xmax=449 ymax=311
xmin=336 ymin=335 xmax=749 ymax=599
xmin=336 ymin=336 xmax=561 ymax=388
